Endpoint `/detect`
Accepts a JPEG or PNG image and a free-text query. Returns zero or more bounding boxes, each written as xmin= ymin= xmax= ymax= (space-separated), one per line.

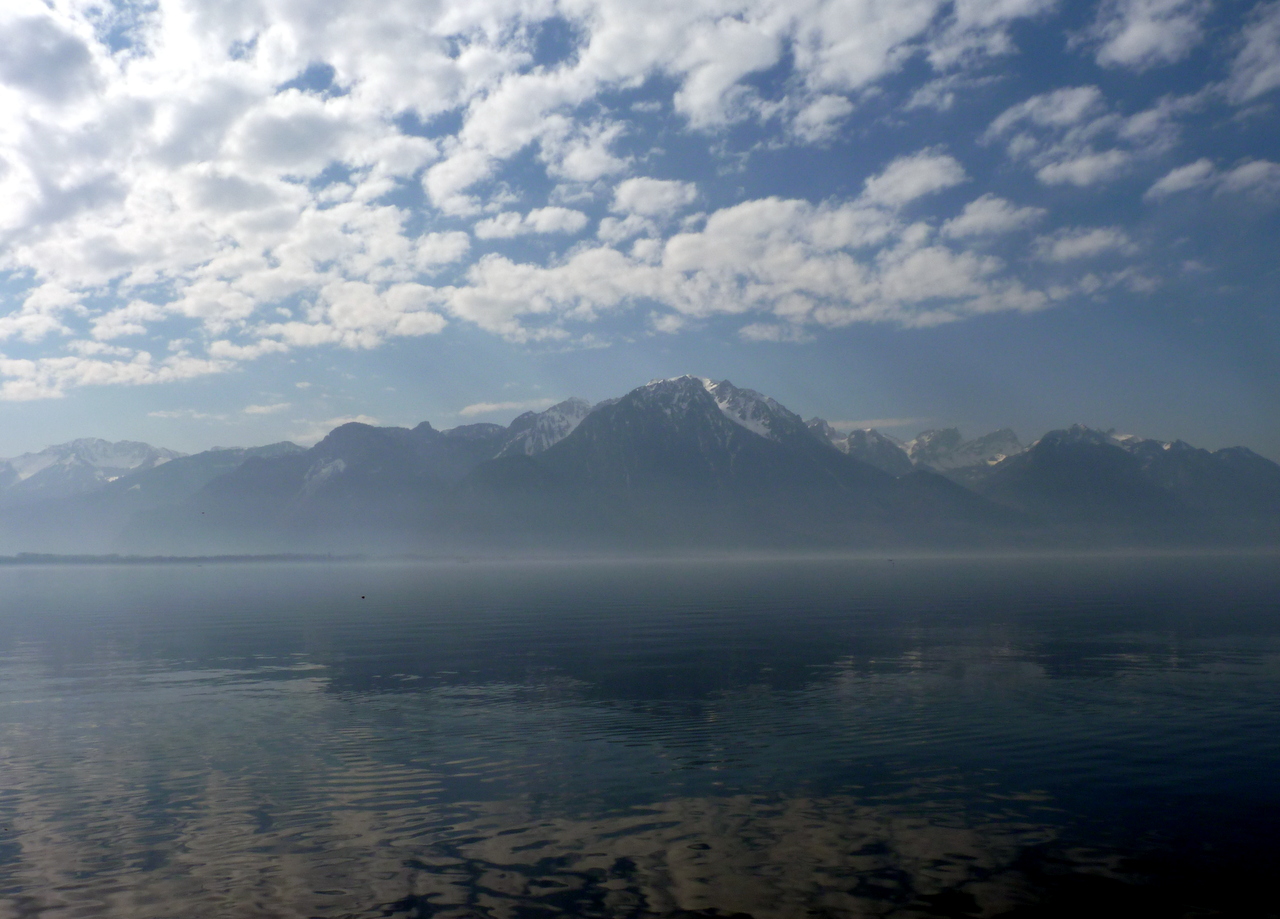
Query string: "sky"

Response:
xmin=0 ymin=0 xmax=1277 ymax=459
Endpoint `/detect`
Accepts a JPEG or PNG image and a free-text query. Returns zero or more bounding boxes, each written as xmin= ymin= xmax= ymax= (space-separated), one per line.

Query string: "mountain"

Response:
xmin=0 ymin=442 xmax=301 ymax=554
xmin=535 ymin=376 xmax=886 ymax=492
xmin=0 ymin=438 xmax=185 ymax=506
xmin=450 ymin=376 xmax=981 ymax=550
xmin=702 ymin=379 xmax=819 ymax=447
xmin=496 ymin=398 xmax=592 ymax=457
xmin=808 ymin=420 xmax=914 ymax=476
xmin=0 ymin=382 xmax=1275 ymax=555
xmin=905 ymin=428 xmax=1024 ymax=478
xmin=969 ymin=425 xmax=1280 ymax=543
xmin=141 ymin=420 xmax=514 ymax=552
xmin=1116 ymin=434 xmax=1280 ymax=520
xmin=976 ymin=426 xmax=1177 ymax=525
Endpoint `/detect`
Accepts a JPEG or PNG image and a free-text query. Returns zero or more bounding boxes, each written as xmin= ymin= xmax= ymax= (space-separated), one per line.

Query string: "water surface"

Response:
xmin=0 ymin=553 xmax=1277 ymax=917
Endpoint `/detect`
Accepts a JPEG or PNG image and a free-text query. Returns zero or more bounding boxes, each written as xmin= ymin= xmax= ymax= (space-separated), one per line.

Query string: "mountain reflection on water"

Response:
xmin=0 ymin=554 xmax=1277 ymax=918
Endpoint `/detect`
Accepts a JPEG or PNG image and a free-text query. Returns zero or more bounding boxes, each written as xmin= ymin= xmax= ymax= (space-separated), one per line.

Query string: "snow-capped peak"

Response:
xmin=701 ymin=378 xmax=806 ymax=442
xmin=907 ymin=428 xmax=1024 ymax=471
xmin=497 ymin=397 xmax=593 ymax=457
xmin=3 ymin=438 xmax=184 ymax=482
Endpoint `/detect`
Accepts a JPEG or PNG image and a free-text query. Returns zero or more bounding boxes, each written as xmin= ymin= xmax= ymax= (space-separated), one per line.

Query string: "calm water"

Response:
xmin=0 ymin=554 xmax=1278 ymax=918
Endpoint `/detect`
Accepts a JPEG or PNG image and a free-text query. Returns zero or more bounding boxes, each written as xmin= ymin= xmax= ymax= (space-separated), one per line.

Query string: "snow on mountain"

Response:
xmin=0 ymin=438 xmax=185 ymax=505
xmin=807 ymin=418 xmax=843 ymax=446
xmin=907 ymin=428 xmax=1024 ymax=471
xmin=496 ymin=398 xmax=592 ymax=457
xmin=806 ymin=419 xmax=914 ymax=476
xmin=629 ymin=376 xmax=720 ymax=417
xmin=702 ymin=379 xmax=794 ymax=439
xmin=4 ymin=438 xmax=183 ymax=482
xmin=844 ymin=430 xmax=914 ymax=477
xmin=1032 ymin=425 xmax=1184 ymax=457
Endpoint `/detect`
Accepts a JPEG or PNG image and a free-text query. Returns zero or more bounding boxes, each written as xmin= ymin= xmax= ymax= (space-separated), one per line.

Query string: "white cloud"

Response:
xmin=1228 ymin=2 xmax=1280 ymax=103
xmin=244 ymin=402 xmax=291 ymax=415
xmin=540 ymin=119 xmax=630 ymax=182
xmin=0 ymin=352 xmax=229 ymax=401
xmin=437 ymin=187 xmax=1052 ymax=340
xmin=792 ymin=94 xmax=854 ymax=142
xmin=649 ymin=312 xmax=688 ymax=334
xmin=148 ymin=408 xmax=227 ymax=420
xmin=739 ymin=323 xmax=815 ymax=343
xmin=598 ymin=214 xmax=659 ymax=244
xmin=942 ymin=194 xmax=1045 ymax=237
xmin=0 ymin=0 xmax=1173 ymax=399
xmin=1089 ymin=0 xmax=1210 ymax=70
xmin=927 ymin=0 xmax=1057 ymax=69
xmin=474 ymin=207 xmax=589 ymax=239
xmin=416 ymin=232 xmax=471 ymax=268
xmin=1035 ymin=149 xmax=1132 ymax=186
xmin=1145 ymin=158 xmax=1280 ymax=198
xmin=0 ymin=6 xmax=103 ymax=106
xmin=1145 ymin=158 xmax=1216 ymax=197
xmin=1219 ymin=159 xmax=1280 ymax=195
xmin=906 ymin=73 xmax=1001 ymax=112
xmin=861 ymin=152 xmax=967 ymax=207
xmin=459 ymin=398 xmax=558 ymax=417
xmin=612 ymin=178 xmax=698 ymax=218
xmin=1035 ymin=227 xmax=1137 ymax=261
xmin=990 ymin=86 xmax=1107 ymax=133
xmin=424 ymin=149 xmax=495 ymax=213
xmin=988 ymin=86 xmax=1193 ymax=186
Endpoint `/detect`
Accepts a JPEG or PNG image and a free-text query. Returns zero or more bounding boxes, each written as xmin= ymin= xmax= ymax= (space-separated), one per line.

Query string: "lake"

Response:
xmin=0 ymin=553 xmax=1277 ymax=918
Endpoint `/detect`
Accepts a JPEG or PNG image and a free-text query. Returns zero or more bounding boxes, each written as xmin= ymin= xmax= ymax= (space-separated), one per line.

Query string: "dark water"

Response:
xmin=0 ymin=553 xmax=1278 ymax=918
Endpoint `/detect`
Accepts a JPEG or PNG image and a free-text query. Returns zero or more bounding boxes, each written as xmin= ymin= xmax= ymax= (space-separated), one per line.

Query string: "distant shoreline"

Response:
xmin=1 ymin=546 xmax=1277 ymax=566
xmin=0 ymin=552 xmax=365 ymax=565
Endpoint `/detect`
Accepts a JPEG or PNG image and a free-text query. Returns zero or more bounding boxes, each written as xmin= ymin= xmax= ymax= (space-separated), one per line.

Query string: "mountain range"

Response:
xmin=2 ymin=376 xmax=1277 ymax=555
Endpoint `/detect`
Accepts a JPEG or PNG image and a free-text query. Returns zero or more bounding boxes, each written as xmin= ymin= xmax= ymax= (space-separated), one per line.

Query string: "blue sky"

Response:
xmin=0 ymin=0 xmax=1277 ymax=457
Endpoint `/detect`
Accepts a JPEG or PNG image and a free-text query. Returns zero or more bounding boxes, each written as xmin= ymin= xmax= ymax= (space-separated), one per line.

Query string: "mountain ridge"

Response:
xmin=0 ymin=379 xmax=1275 ymax=554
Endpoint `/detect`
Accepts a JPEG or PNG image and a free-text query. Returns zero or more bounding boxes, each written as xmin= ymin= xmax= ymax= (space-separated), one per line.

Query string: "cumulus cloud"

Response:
xmin=474 ymin=208 xmax=589 ymax=239
xmin=861 ymin=152 xmax=967 ymax=207
xmin=793 ymin=95 xmax=854 ymax=142
xmin=942 ymin=195 xmax=1046 ymax=237
xmin=926 ymin=0 xmax=1057 ymax=69
xmin=1219 ymin=159 xmax=1280 ymax=195
xmin=1145 ymin=158 xmax=1216 ymax=197
xmin=987 ymin=86 xmax=1194 ymax=186
xmin=1088 ymin=0 xmax=1210 ymax=70
xmin=0 ymin=0 xmax=1158 ymax=398
xmin=1035 ymin=149 xmax=1132 ymax=186
xmin=1035 ymin=227 xmax=1137 ymax=261
xmin=1145 ymin=158 xmax=1280 ymax=198
xmin=611 ymin=178 xmax=699 ymax=218
xmin=0 ymin=352 xmax=229 ymax=401
xmin=436 ymin=181 xmax=1053 ymax=341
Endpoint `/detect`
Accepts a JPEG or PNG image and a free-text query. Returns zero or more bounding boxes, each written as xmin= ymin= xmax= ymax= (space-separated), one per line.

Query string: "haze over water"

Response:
xmin=1 ymin=553 xmax=1278 ymax=917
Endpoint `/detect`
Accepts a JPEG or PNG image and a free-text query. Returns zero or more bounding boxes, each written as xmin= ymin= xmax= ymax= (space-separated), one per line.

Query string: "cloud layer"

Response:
xmin=0 ymin=0 xmax=1276 ymax=399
